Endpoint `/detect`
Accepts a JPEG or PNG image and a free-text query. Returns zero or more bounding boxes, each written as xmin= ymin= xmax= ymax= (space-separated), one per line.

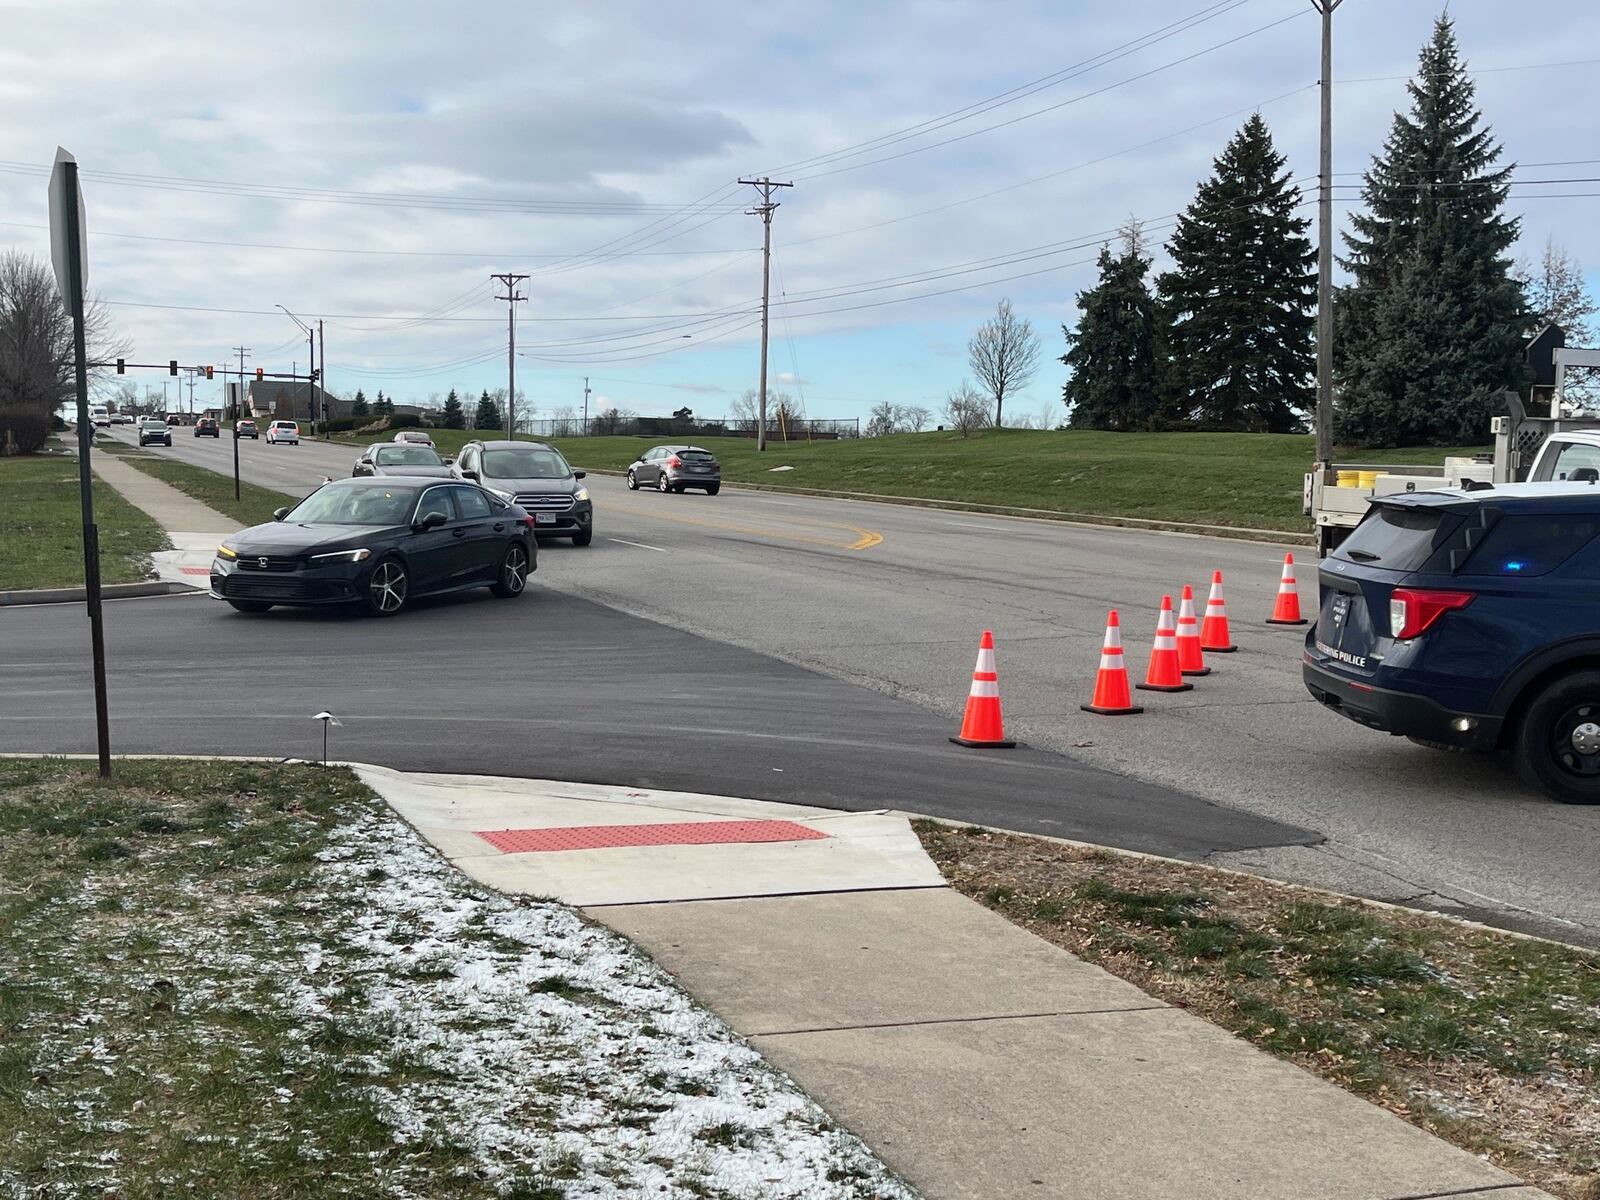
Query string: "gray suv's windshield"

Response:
xmin=288 ymin=486 xmax=414 ymax=526
xmin=482 ymin=447 xmax=569 ymax=480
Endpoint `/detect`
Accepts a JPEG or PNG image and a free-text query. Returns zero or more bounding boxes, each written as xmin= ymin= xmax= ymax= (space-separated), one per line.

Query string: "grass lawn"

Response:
xmin=0 ymin=758 xmax=911 ymax=1199
xmin=97 ymin=443 xmax=301 ymax=529
xmin=0 ymin=453 xmax=169 ymax=590
xmin=915 ymin=822 xmax=1599 ymax=1200
xmin=329 ymin=427 xmax=1487 ymax=533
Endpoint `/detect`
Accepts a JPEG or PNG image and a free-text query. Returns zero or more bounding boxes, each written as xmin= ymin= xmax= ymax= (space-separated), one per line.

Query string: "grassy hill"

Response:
xmin=326 ymin=427 xmax=1487 ymax=534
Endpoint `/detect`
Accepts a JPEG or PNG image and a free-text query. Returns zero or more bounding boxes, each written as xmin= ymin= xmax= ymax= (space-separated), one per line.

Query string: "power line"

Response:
xmin=791 ymin=9 xmax=1309 ymax=182
xmin=762 ymin=0 xmax=1261 ymax=176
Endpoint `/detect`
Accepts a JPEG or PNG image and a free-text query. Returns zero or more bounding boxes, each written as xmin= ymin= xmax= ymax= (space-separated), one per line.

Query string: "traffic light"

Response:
xmin=115 ymin=358 xmax=125 ymax=374
xmin=255 ymin=367 xmax=264 ymax=380
xmin=311 ymin=368 xmax=320 ymax=382
xmin=205 ymin=365 xmax=214 ymax=380
xmin=169 ymin=360 xmax=178 ymax=376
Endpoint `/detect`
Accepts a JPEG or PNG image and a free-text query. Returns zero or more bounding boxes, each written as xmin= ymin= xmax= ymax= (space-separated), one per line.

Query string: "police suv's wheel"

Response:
xmin=1515 ymin=670 xmax=1600 ymax=804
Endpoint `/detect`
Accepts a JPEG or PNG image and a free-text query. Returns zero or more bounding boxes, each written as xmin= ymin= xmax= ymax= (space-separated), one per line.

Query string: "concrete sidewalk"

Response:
xmin=360 ymin=768 xmax=1550 ymax=1200
xmin=90 ymin=452 xmax=238 ymax=586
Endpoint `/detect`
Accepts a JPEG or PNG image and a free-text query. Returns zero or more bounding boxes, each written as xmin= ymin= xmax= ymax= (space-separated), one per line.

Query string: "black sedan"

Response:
xmin=352 ymin=442 xmax=454 ymax=478
xmin=209 ymin=477 xmax=536 ymax=617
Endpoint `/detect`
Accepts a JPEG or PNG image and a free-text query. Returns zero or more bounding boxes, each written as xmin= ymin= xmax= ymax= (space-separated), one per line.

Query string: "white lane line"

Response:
xmin=609 ymin=537 xmax=668 ymax=553
xmin=948 ymin=521 xmax=1001 ymax=531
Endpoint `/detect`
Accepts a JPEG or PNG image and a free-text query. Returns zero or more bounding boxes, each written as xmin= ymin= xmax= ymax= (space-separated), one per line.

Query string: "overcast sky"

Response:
xmin=4 ymin=0 xmax=1598 ymax=423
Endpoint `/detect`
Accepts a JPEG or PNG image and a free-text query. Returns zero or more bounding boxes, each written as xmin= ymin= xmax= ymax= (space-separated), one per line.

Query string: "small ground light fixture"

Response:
xmin=312 ymin=711 xmax=342 ymax=766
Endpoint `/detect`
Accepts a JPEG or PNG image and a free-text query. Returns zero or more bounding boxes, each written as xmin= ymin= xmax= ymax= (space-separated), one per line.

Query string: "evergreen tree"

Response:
xmin=350 ymin=388 xmax=369 ymax=418
xmin=441 ymin=388 xmax=465 ymax=430
xmin=474 ymin=389 xmax=501 ymax=431
xmin=1157 ymin=114 xmax=1313 ymax=432
xmin=373 ymin=390 xmax=392 ymax=417
xmin=1061 ymin=239 xmax=1165 ymax=430
xmin=1336 ymin=14 xmax=1526 ymax=447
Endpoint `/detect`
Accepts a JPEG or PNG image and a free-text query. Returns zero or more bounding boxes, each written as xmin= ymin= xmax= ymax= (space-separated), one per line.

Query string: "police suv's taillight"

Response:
xmin=1389 ymin=589 xmax=1474 ymax=639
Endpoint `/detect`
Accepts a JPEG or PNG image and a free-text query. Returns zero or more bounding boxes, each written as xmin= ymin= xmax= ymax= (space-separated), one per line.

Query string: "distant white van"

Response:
xmin=89 ymin=406 xmax=110 ymax=427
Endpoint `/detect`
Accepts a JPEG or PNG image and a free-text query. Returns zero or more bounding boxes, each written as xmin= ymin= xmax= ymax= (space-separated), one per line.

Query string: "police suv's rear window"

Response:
xmin=1332 ymin=506 xmax=1450 ymax=572
xmin=1457 ymin=514 xmax=1600 ymax=577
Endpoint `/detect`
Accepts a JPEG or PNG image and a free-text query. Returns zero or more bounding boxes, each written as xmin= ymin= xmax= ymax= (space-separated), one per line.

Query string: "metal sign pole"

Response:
xmin=53 ymin=152 xmax=112 ymax=777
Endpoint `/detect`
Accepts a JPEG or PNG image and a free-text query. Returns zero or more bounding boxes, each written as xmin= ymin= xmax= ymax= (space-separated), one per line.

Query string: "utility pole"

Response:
xmin=491 ymin=273 xmax=528 ymax=439
xmin=738 ymin=177 xmax=792 ymax=451
xmin=318 ymin=319 xmax=325 ymax=426
xmin=1313 ymin=0 xmax=1343 ymax=476
xmin=583 ymin=376 xmax=591 ymax=433
xmin=232 ymin=345 xmax=249 ymax=502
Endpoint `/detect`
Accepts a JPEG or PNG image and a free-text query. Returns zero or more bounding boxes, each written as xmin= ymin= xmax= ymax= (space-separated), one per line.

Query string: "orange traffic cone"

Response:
xmin=1267 ymin=553 xmax=1308 ymax=625
xmin=1200 ymin=570 xmax=1237 ymax=653
xmin=1175 ymin=584 xmax=1210 ymax=677
xmin=950 ymin=630 xmax=1016 ymax=748
xmin=1081 ymin=610 xmax=1143 ymax=715
xmin=1137 ymin=596 xmax=1193 ymax=693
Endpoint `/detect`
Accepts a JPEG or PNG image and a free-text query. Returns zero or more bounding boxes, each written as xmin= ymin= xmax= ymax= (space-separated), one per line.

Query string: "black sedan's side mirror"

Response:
xmin=461 ymin=469 xmax=479 ymax=481
xmin=272 ymin=507 xmax=289 ymax=521
xmin=441 ymin=456 xmax=454 ymax=465
xmin=573 ymin=469 xmax=587 ymax=479
xmin=415 ymin=510 xmax=448 ymax=532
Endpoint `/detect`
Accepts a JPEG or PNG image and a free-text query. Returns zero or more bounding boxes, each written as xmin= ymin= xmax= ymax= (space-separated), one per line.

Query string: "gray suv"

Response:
xmin=452 ymin=440 xmax=593 ymax=545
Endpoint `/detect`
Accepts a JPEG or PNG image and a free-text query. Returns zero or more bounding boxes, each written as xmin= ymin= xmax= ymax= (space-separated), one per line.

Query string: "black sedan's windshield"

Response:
xmin=375 ymin=445 xmax=443 ymax=466
xmin=287 ymin=485 xmax=414 ymax=526
xmin=482 ymin=447 xmax=569 ymax=480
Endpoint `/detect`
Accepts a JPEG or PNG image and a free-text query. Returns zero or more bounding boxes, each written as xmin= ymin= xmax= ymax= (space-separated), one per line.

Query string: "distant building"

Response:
xmin=245 ymin=380 xmax=351 ymax=422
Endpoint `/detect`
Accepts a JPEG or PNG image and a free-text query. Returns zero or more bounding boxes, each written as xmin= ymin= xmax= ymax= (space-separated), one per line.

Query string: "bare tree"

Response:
xmin=895 ymin=404 xmax=932 ymax=433
xmin=967 ymin=298 xmax=1041 ymax=428
xmin=0 ymin=251 xmax=126 ymax=453
xmin=945 ymin=382 xmax=991 ymax=436
xmin=1517 ymin=237 xmax=1597 ymax=343
xmin=768 ymin=390 xmax=802 ymax=439
xmin=866 ymin=400 xmax=896 ymax=437
xmin=729 ymin=389 xmax=759 ymax=433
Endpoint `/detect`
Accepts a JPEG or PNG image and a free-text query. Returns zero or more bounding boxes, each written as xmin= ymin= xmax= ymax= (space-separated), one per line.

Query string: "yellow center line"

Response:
xmin=619 ymin=503 xmax=884 ymax=551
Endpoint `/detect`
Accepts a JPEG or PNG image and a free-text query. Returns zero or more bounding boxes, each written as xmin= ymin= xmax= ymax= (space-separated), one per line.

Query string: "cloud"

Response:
xmin=1 ymin=0 xmax=1595 ymax=420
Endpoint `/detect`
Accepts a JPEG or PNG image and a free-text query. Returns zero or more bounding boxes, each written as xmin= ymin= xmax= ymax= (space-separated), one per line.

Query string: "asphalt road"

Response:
xmin=0 ymin=591 xmax=1311 ymax=862
xmin=87 ymin=427 xmax=1600 ymax=943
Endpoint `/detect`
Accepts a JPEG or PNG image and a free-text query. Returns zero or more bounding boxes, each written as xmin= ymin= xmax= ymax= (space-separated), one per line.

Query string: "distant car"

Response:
xmin=90 ymin=407 xmax=111 ymax=427
xmin=452 ymin=439 xmax=593 ymax=545
xmin=166 ymin=415 xmax=182 ymax=426
xmin=210 ymin=477 xmax=536 ymax=617
xmin=235 ymin=419 xmax=259 ymax=440
xmin=627 ymin=444 xmax=722 ymax=495
xmin=110 ymin=413 xmax=133 ymax=425
xmin=138 ymin=418 xmax=172 ymax=447
xmin=194 ymin=417 xmax=220 ymax=438
xmin=353 ymin=443 xmax=454 ymax=478
xmin=393 ymin=429 xmax=435 ymax=447
xmin=266 ymin=420 xmax=300 ymax=445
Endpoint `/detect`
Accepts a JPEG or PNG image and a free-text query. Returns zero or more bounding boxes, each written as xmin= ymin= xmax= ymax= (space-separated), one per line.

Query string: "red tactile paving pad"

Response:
xmin=475 ymin=819 xmax=829 ymax=854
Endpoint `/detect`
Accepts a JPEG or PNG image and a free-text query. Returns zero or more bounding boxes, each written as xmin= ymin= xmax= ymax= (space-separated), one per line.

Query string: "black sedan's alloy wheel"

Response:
xmin=365 ymin=558 xmax=409 ymax=617
xmin=491 ymin=544 xmax=529 ymax=598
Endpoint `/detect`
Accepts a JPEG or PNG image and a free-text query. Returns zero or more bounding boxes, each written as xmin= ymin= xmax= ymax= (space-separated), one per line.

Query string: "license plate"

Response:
xmin=535 ymin=513 xmax=557 ymax=525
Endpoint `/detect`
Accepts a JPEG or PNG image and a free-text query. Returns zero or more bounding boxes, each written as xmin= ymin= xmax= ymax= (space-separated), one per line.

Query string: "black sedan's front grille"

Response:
xmin=514 ymin=493 xmax=574 ymax=512
xmin=220 ymin=576 xmax=340 ymax=600
xmin=236 ymin=557 xmax=300 ymax=573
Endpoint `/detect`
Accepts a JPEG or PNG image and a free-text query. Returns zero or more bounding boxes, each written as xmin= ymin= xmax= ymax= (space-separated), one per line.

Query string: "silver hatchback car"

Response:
xmin=626 ymin=445 xmax=721 ymax=495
